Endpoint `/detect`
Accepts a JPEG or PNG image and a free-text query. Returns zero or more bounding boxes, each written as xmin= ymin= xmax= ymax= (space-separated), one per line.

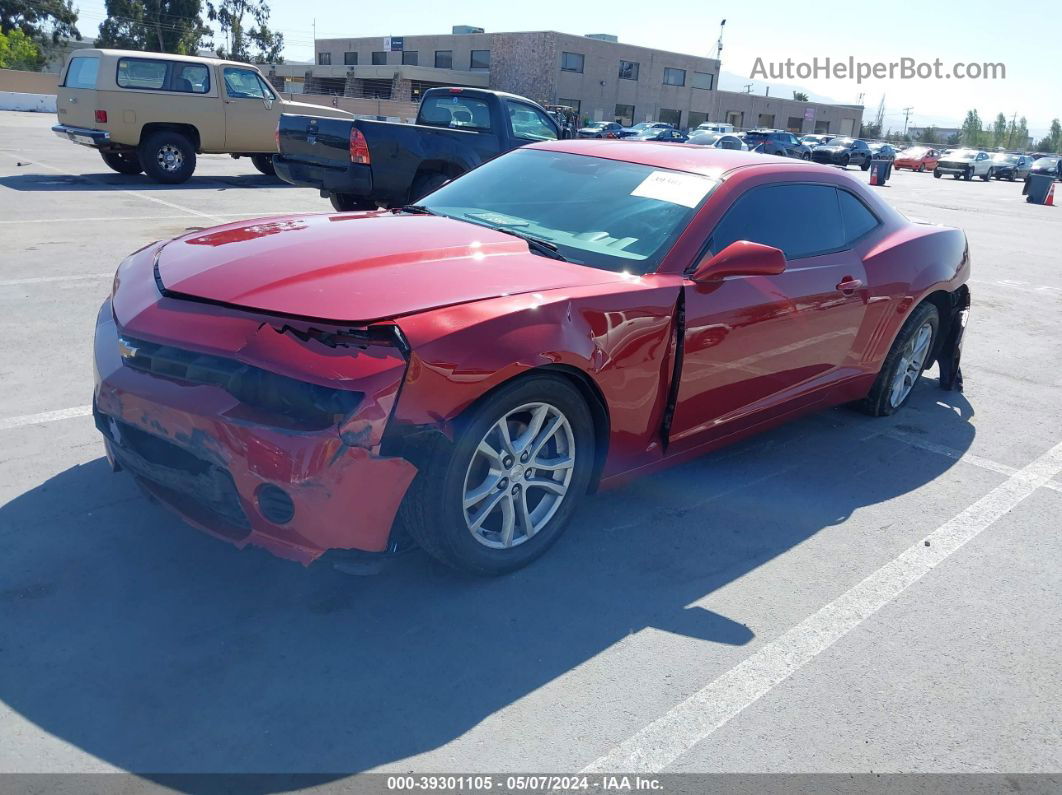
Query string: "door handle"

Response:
xmin=836 ymin=277 xmax=863 ymax=293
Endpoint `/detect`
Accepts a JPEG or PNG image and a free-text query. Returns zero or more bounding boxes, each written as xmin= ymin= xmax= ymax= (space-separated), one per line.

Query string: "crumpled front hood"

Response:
xmin=154 ymin=212 xmax=623 ymax=324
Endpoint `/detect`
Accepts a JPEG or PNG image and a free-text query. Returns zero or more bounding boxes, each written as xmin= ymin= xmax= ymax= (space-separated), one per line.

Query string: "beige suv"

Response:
xmin=53 ymin=49 xmax=351 ymax=183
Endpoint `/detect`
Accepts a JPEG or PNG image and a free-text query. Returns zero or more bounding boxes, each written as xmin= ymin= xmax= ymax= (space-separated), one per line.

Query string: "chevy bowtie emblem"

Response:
xmin=117 ymin=336 xmax=139 ymax=359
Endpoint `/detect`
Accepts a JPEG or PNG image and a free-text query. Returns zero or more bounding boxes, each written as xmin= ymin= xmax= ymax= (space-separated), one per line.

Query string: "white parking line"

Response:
xmin=582 ymin=436 xmax=1062 ymax=773
xmin=0 ymin=273 xmax=111 ymax=287
xmin=0 ymin=405 xmax=92 ymax=431
xmin=0 ymin=152 xmax=224 ymax=222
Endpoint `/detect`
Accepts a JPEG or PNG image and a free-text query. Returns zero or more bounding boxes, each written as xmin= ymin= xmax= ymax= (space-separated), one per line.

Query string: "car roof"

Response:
xmin=69 ymin=47 xmax=250 ymax=69
xmin=527 ymin=139 xmax=836 ymax=179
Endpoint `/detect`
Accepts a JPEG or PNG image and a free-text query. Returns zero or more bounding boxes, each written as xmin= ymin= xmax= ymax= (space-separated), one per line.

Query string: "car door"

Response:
xmin=222 ymin=65 xmax=280 ymax=153
xmin=667 ymin=180 xmax=872 ymax=451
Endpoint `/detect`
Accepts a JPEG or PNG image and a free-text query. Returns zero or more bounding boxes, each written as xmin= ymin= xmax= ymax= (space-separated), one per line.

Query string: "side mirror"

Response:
xmin=263 ymin=98 xmax=274 ymax=109
xmin=690 ymin=241 xmax=787 ymax=283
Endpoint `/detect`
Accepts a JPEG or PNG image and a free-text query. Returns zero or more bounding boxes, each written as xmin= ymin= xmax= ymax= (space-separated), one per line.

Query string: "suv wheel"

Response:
xmin=138 ymin=130 xmax=196 ymax=184
xmin=100 ymin=151 xmax=143 ymax=175
xmin=328 ymin=193 xmax=375 ymax=212
xmin=250 ymin=154 xmax=276 ymax=176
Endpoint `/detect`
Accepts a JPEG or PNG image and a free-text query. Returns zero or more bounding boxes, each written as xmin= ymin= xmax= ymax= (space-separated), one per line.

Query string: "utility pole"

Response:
xmin=743 ymin=83 xmax=753 ymax=93
xmin=714 ymin=19 xmax=726 ymax=61
xmin=902 ymin=106 xmax=913 ymax=136
xmin=1007 ymin=111 xmax=1017 ymax=148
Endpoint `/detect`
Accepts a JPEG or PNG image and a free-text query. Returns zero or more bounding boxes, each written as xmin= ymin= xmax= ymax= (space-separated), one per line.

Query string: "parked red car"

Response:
xmin=94 ymin=142 xmax=971 ymax=574
xmin=894 ymin=146 xmax=941 ymax=172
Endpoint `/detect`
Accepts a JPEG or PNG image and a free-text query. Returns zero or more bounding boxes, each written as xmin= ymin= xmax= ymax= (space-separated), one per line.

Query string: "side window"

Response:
xmin=708 ymin=184 xmax=844 ymax=260
xmin=64 ymin=57 xmax=99 ymax=89
xmin=172 ymin=63 xmax=210 ymax=94
xmin=223 ymin=67 xmax=269 ymax=99
xmin=116 ymin=58 xmax=167 ymax=90
xmin=837 ymin=190 xmax=880 ymax=244
xmin=507 ymin=102 xmax=557 ymax=142
xmin=419 ymin=94 xmax=492 ymax=131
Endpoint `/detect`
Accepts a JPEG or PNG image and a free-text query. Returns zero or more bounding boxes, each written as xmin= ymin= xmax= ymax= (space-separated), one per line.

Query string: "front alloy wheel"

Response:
xmin=462 ymin=402 xmax=575 ymax=549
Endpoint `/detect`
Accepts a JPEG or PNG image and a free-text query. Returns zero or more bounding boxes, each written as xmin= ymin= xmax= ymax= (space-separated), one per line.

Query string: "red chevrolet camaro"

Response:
xmin=94 ymin=141 xmax=970 ymax=574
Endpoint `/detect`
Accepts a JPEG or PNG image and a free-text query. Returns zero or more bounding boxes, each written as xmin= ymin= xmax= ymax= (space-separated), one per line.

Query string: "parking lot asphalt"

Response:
xmin=1 ymin=110 xmax=1060 ymax=776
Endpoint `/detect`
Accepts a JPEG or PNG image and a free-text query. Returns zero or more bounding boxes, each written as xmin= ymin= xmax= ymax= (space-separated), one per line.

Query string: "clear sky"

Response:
xmin=73 ymin=0 xmax=1060 ymax=137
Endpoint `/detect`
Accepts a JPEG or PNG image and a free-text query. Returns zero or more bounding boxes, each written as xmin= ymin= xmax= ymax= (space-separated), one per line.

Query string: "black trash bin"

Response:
xmin=1024 ymin=173 xmax=1055 ymax=205
xmin=869 ymin=156 xmax=892 ymax=186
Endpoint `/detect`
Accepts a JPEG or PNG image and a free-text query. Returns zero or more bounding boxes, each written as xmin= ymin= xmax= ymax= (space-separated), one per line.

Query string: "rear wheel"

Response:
xmin=917 ymin=164 xmax=925 ymax=172
xmin=138 ymin=130 xmax=196 ymax=184
xmin=100 ymin=150 xmax=143 ymax=175
xmin=858 ymin=302 xmax=939 ymax=417
xmin=400 ymin=374 xmax=595 ymax=575
xmin=963 ymin=167 xmax=973 ymax=181
xmin=410 ymin=171 xmax=451 ymax=202
xmin=328 ymin=193 xmax=374 ymax=212
xmin=250 ymin=154 xmax=276 ymax=176
xmin=933 ymin=169 xmax=942 ymax=178
xmin=981 ymin=168 xmax=992 ymax=181
xmin=841 ymin=154 xmax=850 ymax=168
xmin=861 ymin=157 xmax=871 ymax=171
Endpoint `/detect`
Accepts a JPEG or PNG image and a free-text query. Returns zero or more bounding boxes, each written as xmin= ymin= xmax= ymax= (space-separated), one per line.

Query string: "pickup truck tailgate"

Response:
xmin=277 ymin=113 xmax=353 ymax=166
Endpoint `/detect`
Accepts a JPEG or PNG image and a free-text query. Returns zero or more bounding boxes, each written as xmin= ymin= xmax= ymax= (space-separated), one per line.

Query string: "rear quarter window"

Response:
xmin=64 ymin=57 xmax=99 ymax=89
xmin=837 ymin=190 xmax=880 ymax=243
xmin=117 ymin=58 xmax=167 ymax=90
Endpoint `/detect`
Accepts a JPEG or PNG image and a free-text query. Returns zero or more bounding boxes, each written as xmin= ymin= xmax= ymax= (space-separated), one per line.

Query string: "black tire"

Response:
xmin=963 ymin=167 xmax=973 ymax=181
xmin=138 ymin=130 xmax=195 ymax=184
xmin=328 ymin=193 xmax=374 ymax=212
xmin=409 ymin=171 xmax=451 ymax=203
xmin=801 ymin=152 xmax=810 ymax=160
xmin=400 ymin=374 xmax=595 ymax=575
xmin=840 ymin=154 xmax=850 ymax=168
xmin=861 ymin=157 xmax=871 ymax=171
xmin=1007 ymin=174 xmax=1015 ymax=182
xmin=250 ymin=154 xmax=276 ymax=176
xmin=100 ymin=150 xmax=143 ymax=175
xmin=953 ymin=173 xmax=961 ymax=179
xmin=933 ymin=169 xmax=941 ymax=178
xmin=917 ymin=164 xmax=925 ymax=172
xmin=981 ymin=168 xmax=992 ymax=182
xmin=857 ymin=302 xmax=940 ymax=417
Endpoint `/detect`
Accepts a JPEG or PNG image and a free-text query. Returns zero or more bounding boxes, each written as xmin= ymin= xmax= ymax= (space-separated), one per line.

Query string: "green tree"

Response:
xmin=960 ymin=109 xmax=984 ymax=147
xmin=859 ymin=121 xmax=882 ymax=138
xmin=0 ymin=26 xmax=41 ymax=68
xmin=97 ymin=0 xmax=210 ymax=54
xmin=207 ymin=0 xmax=283 ymax=63
xmin=992 ymin=112 xmax=1007 ymax=147
xmin=919 ymin=126 xmax=939 ymax=145
xmin=946 ymin=132 xmax=960 ymax=146
xmin=0 ymin=0 xmax=80 ymax=47
xmin=1050 ymin=118 xmax=1062 ymax=152
xmin=792 ymin=91 xmax=808 ymax=102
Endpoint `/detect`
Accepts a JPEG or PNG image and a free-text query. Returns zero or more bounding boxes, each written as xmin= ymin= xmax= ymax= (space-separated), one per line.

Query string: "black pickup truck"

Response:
xmin=274 ymin=87 xmax=560 ymax=211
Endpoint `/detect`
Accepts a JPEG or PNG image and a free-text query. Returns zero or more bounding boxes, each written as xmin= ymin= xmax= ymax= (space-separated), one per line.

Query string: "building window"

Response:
xmin=658 ymin=108 xmax=682 ymax=127
xmin=663 ymin=68 xmax=686 ymax=87
xmin=343 ymin=51 xmax=357 ymax=66
xmin=726 ymin=111 xmax=743 ymax=128
xmin=402 ymin=50 xmax=418 ymax=66
xmin=371 ymin=51 xmax=387 ymax=65
xmin=435 ymin=50 xmax=452 ymax=68
xmin=757 ymin=113 xmax=775 ymax=128
xmin=614 ymin=104 xmax=635 ymax=126
xmin=361 ymin=78 xmax=392 ymax=99
xmin=318 ymin=52 xmax=331 ymax=65
xmin=692 ymin=71 xmax=713 ymax=90
xmin=787 ymin=116 xmax=802 ymax=132
xmin=561 ymin=52 xmax=584 ymax=73
xmin=688 ymin=111 xmax=708 ymax=128
xmin=558 ymin=97 xmax=581 ymax=115
xmin=470 ymin=49 xmax=490 ymax=69
xmin=618 ymin=60 xmax=639 ymax=81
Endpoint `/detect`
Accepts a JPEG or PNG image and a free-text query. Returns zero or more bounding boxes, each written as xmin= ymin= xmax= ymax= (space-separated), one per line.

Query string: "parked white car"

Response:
xmin=934 ymin=149 xmax=994 ymax=181
xmin=694 ymin=122 xmax=735 ymax=134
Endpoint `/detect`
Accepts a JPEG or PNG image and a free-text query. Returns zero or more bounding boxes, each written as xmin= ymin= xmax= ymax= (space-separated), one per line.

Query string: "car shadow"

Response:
xmin=0 ymin=171 xmax=295 ymax=192
xmin=0 ymin=385 xmax=975 ymax=780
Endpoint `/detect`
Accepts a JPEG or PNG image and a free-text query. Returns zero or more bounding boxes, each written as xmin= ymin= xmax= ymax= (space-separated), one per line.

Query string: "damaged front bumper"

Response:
xmin=93 ymin=298 xmax=417 ymax=565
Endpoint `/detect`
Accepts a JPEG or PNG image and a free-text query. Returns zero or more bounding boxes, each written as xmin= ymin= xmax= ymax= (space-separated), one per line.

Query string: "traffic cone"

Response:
xmin=1047 ymin=183 xmax=1055 ymax=206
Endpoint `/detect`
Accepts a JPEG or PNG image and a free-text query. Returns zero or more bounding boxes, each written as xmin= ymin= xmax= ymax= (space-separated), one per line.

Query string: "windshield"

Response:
xmin=946 ymin=149 xmax=978 ymax=159
xmin=903 ymin=147 xmax=928 ymax=157
xmin=1033 ymin=157 xmax=1059 ymax=168
xmin=828 ymin=137 xmax=854 ymax=147
xmin=992 ymin=153 xmax=1018 ymax=163
xmin=584 ymin=121 xmax=607 ymax=128
xmin=628 ymin=122 xmax=650 ymax=130
xmin=418 ymin=149 xmax=719 ymax=274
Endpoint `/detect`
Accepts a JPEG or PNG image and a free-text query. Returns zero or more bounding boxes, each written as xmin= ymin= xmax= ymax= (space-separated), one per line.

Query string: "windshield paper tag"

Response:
xmin=631 ymin=170 xmax=713 ymax=208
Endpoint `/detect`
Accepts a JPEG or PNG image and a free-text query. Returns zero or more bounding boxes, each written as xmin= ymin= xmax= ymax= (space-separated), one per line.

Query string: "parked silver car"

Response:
xmin=934 ymin=149 xmax=994 ymax=181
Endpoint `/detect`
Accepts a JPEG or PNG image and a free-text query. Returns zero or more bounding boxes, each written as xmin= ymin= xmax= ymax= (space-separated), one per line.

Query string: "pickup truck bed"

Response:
xmin=274 ymin=87 xmax=559 ymax=211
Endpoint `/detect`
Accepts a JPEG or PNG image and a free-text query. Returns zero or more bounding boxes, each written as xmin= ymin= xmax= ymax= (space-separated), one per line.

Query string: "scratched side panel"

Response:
xmin=393 ymin=277 xmax=683 ymax=479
